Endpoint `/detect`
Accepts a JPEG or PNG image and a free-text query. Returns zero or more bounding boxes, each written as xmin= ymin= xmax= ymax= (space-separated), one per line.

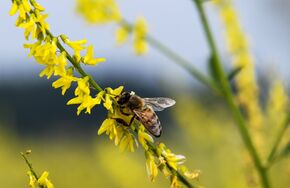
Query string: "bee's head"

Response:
xmin=117 ymin=91 xmax=134 ymax=105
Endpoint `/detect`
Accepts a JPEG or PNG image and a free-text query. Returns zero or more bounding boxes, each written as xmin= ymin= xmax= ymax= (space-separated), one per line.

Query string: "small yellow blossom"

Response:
xmin=9 ymin=1 xmax=18 ymax=16
xmin=133 ymin=17 xmax=148 ymax=55
xmin=54 ymin=52 xmax=68 ymax=76
xmin=61 ymin=35 xmax=87 ymax=61
xmin=74 ymin=76 xmax=90 ymax=96
xmin=170 ymin=175 xmax=181 ymax=188
xmin=98 ymin=118 xmax=124 ymax=145
xmin=38 ymin=171 xmax=54 ymax=188
xmin=157 ymin=143 xmax=186 ymax=170
xmin=119 ymin=133 xmax=136 ymax=152
xmin=83 ymin=45 xmax=106 ymax=65
xmin=145 ymin=151 xmax=158 ymax=182
xmin=138 ymin=125 xmax=154 ymax=150
xmin=30 ymin=0 xmax=45 ymax=11
xmin=52 ymin=68 xmax=77 ymax=95
xmin=115 ymin=26 xmax=129 ymax=45
xmin=27 ymin=171 xmax=37 ymax=188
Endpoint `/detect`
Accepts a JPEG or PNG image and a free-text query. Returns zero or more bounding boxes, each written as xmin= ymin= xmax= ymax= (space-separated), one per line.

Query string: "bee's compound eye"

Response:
xmin=117 ymin=92 xmax=131 ymax=105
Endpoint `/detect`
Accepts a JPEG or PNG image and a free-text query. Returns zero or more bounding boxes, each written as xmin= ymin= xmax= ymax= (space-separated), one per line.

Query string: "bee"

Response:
xmin=117 ymin=91 xmax=176 ymax=137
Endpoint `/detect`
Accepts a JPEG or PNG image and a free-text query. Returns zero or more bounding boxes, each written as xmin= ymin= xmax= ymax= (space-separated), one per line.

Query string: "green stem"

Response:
xmin=266 ymin=112 xmax=290 ymax=168
xmin=191 ymin=0 xmax=270 ymax=187
xmin=146 ymin=35 xmax=218 ymax=93
xmin=21 ymin=152 xmax=39 ymax=179
xmin=119 ymin=19 xmax=219 ymax=93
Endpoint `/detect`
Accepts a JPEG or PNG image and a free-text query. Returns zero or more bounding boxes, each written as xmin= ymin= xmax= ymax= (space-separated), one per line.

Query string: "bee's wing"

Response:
xmin=143 ymin=97 xmax=176 ymax=111
xmin=133 ymin=107 xmax=162 ymax=137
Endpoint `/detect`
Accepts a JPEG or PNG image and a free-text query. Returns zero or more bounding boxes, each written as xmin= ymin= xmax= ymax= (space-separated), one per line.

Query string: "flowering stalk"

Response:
xmin=9 ymin=0 xmax=199 ymax=187
xmin=190 ymin=0 xmax=270 ymax=187
xmin=21 ymin=150 xmax=54 ymax=188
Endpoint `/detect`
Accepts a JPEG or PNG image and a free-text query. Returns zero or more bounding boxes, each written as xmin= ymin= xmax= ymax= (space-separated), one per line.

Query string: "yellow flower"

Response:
xmin=54 ymin=52 xmax=68 ymax=76
xmin=133 ymin=17 xmax=148 ymax=55
xmin=10 ymin=0 xmax=32 ymax=19
xmin=83 ymin=45 xmax=106 ymax=65
xmin=115 ymin=26 xmax=129 ymax=45
xmin=27 ymin=171 xmax=37 ymax=188
xmin=37 ymin=171 xmax=54 ymax=188
xmin=145 ymin=151 xmax=158 ymax=182
xmin=101 ymin=86 xmax=124 ymax=112
xmin=170 ymin=175 xmax=181 ymax=188
xmin=179 ymin=166 xmax=200 ymax=180
xmin=98 ymin=118 xmax=124 ymax=145
xmin=61 ymin=35 xmax=87 ymax=61
xmin=61 ymin=35 xmax=87 ymax=51
xmin=119 ymin=133 xmax=136 ymax=152
xmin=76 ymin=0 xmax=121 ymax=24
xmin=138 ymin=125 xmax=154 ymax=150
xmin=52 ymin=68 xmax=77 ymax=95
xmin=9 ymin=1 xmax=18 ymax=16
xmin=18 ymin=16 xmax=36 ymax=40
xmin=30 ymin=0 xmax=45 ymax=11
xmin=157 ymin=143 xmax=186 ymax=170
xmin=74 ymin=76 xmax=90 ymax=96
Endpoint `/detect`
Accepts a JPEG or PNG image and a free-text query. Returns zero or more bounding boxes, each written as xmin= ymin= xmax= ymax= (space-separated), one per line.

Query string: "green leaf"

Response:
xmin=227 ymin=66 xmax=243 ymax=81
xmin=280 ymin=141 xmax=290 ymax=158
xmin=207 ymin=55 xmax=220 ymax=84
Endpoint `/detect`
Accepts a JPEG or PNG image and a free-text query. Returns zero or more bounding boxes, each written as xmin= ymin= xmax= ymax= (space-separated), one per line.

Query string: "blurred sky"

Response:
xmin=1 ymin=0 xmax=290 ymax=83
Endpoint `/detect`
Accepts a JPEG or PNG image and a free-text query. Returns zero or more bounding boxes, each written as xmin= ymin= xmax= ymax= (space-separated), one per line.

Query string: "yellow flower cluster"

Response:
xmin=76 ymin=0 xmax=149 ymax=55
xmin=9 ymin=0 xmax=121 ymax=116
xmin=116 ymin=18 xmax=149 ymax=55
xmin=28 ymin=171 xmax=54 ymax=188
xmin=213 ymin=0 xmax=264 ymax=150
xmin=145 ymin=143 xmax=200 ymax=185
xmin=76 ymin=0 xmax=121 ymax=24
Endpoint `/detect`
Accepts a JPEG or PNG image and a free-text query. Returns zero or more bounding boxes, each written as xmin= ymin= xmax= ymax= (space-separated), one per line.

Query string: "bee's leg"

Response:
xmin=111 ymin=118 xmax=129 ymax=127
xmin=128 ymin=114 xmax=137 ymax=127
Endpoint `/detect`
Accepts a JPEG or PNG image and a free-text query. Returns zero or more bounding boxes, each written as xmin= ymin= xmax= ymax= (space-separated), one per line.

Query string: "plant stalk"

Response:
xmin=191 ymin=0 xmax=270 ymax=187
xmin=266 ymin=112 xmax=290 ymax=168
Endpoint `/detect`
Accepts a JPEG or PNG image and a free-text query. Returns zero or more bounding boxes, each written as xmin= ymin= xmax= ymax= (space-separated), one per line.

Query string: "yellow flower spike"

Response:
xmin=27 ymin=171 xmax=37 ymax=188
xmin=83 ymin=45 xmax=106 ymax=65
xmin=37 ymin=171 xmax=54 ymax=188
xmin=138 ymin=125 xmax=154 ymax=150
xmin=116 ymin=26 xmax=129 ymax=45
xmin=145 ymin=151 xmax=158 ymax=182
xmin=9 ymin=1 xmax=18 ymax=16
xmin=133 ymin=17 xmax=149 ymax=55
xmin=76 ymin=0 xmax=122 ymax=24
